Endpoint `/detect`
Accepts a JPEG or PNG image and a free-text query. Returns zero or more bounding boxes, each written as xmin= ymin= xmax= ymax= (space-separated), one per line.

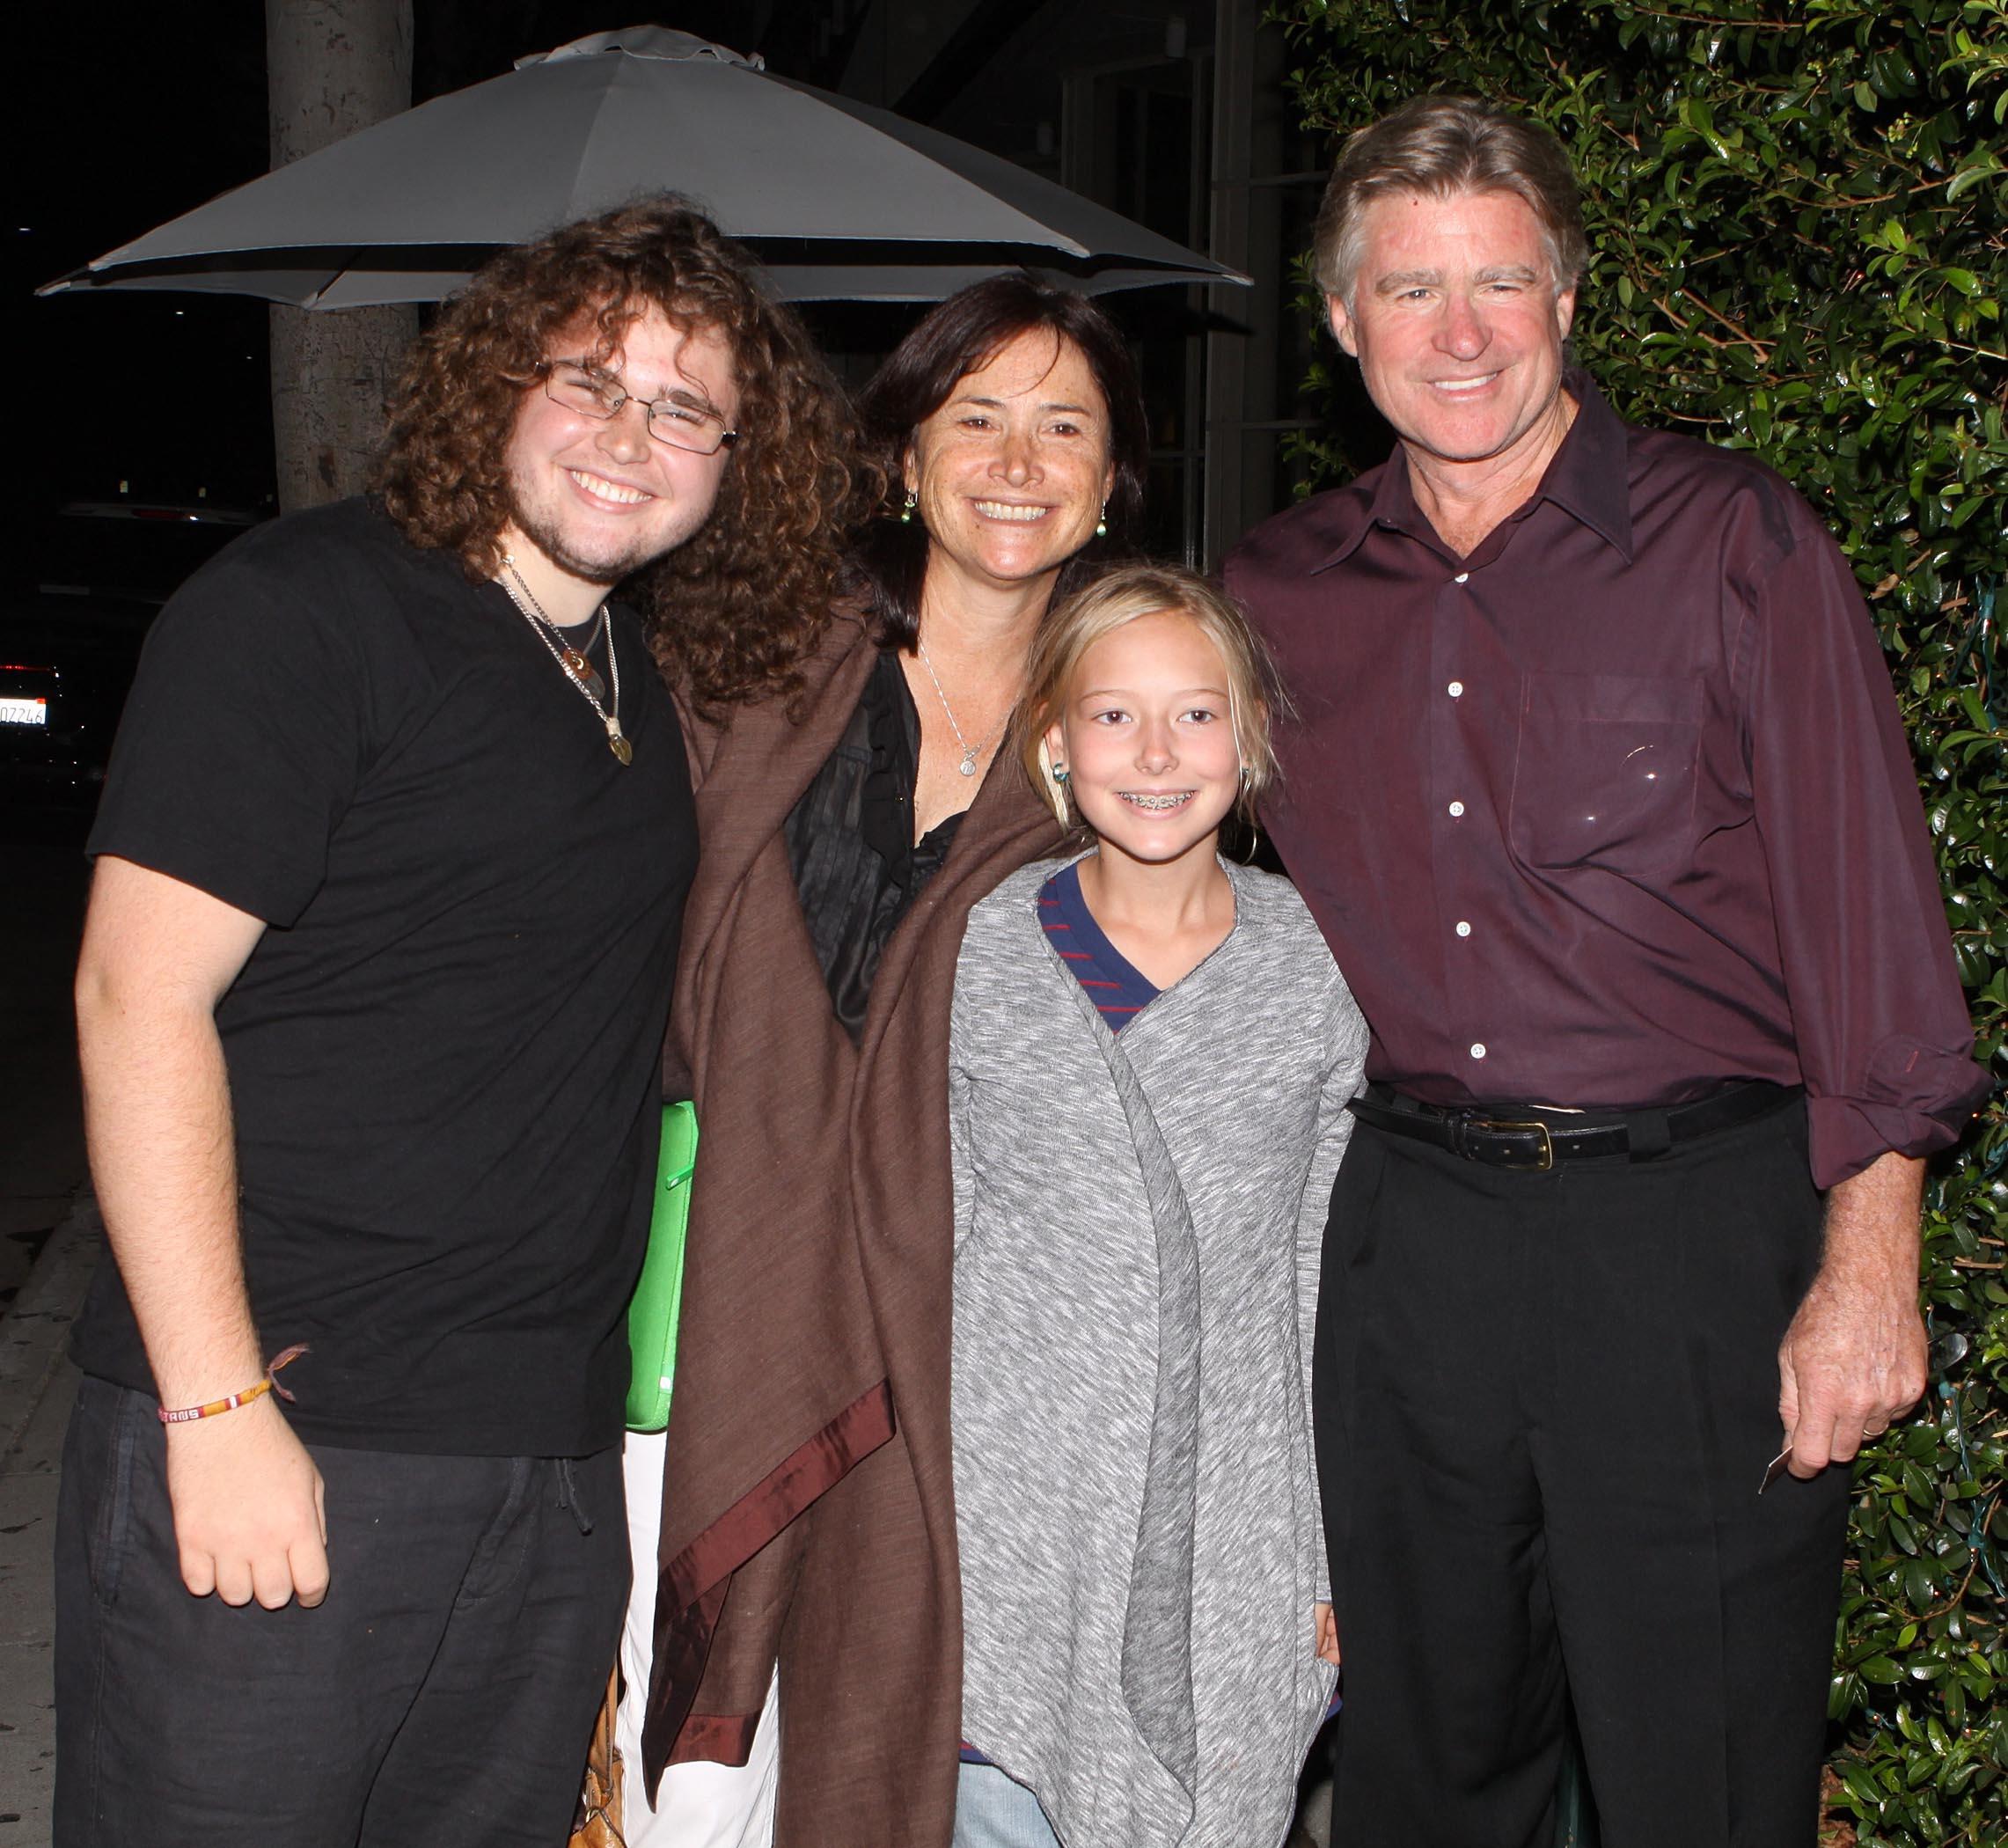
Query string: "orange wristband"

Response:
xmin=157 ymin=1345 xmax=309 ymax=1425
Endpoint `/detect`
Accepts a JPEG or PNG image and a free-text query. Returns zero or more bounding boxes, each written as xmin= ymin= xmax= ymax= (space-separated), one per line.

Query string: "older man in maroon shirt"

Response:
xmin=1226 ymin=97 xmax=1986 ymax=1848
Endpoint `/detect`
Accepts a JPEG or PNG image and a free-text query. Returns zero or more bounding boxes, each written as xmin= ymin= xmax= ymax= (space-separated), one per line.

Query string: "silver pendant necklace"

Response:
xmin=498 ymin=557 xmax=632 ymax=766
xmin=917 ymin=635 xmax=1004 ymax=776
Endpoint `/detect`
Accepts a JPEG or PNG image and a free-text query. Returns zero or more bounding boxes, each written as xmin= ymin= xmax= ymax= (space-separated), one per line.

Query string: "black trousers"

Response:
xmin=55 ymin=1377 xmax=627 ymax=1848
xmin=1315 ymin=1101 xmax=1850 ymax=1848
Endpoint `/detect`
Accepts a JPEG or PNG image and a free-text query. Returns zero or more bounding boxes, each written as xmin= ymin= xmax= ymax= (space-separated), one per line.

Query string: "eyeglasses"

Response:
xmin=535 ymin=359 xmax=738 ymax=456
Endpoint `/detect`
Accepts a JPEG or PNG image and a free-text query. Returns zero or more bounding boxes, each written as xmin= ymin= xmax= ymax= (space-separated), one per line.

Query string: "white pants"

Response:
xmin=617 ymin=1430 xmax=780 ymax=1848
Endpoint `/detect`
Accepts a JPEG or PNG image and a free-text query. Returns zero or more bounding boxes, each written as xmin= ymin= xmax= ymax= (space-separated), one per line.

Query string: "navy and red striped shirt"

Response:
xmin=1039 ymin=861 xmax=1158 ymax=1031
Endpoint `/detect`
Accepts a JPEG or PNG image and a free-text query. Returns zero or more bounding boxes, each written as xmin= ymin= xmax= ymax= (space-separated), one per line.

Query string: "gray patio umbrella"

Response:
xmin=40 ymin=26 xmax=1245 ymax=306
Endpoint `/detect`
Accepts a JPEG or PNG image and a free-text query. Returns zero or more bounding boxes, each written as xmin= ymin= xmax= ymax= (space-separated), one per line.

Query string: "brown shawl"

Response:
xmin=641 ymin=605 xmax=1064 ymax=1847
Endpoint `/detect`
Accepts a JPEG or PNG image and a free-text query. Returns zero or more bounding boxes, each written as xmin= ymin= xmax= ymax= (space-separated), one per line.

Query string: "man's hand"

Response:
xmin=165 ymin=1395 xmax=329 ymax=1608
xmin=1314 ymin=1602 xmax=1341 ymax=1667
xmin=1777 ymin=1151 xmax=1929 ymax=1479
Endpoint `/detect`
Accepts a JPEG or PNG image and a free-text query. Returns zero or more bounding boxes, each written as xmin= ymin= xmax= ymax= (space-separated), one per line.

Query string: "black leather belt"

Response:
xmin=1346 ymin=1081 xmax=1797 ymax=1172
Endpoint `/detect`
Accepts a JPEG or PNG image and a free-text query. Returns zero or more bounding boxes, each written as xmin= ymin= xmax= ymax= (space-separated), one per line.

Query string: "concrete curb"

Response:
xmin=0 ymin=1193 xmax=92 ymax=1847
xmin=0 ymin=1194 xmax=97 ymax=1464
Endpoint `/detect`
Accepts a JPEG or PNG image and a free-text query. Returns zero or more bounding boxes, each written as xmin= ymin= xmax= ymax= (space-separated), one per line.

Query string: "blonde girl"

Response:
xmin=947 ymin=564 xmax=1365 ymax=1848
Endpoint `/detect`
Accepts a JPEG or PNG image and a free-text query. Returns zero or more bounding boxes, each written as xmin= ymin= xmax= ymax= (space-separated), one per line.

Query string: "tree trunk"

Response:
xmin=267 ymin=0 xmax=417 ymax=512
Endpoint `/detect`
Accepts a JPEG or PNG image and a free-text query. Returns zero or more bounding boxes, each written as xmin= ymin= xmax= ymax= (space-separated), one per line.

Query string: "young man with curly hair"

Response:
xmin=54 ymin=197 xmax=866 ymax=1848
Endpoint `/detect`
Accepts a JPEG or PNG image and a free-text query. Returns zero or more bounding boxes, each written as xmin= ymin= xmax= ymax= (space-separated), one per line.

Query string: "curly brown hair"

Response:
xmin=374 ymin=196 xmax=878 ymax=709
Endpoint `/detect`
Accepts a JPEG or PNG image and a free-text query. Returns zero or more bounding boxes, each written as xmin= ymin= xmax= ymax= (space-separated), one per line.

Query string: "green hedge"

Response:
xmin=1269 ymin=3 xmax=2006 ymax=1839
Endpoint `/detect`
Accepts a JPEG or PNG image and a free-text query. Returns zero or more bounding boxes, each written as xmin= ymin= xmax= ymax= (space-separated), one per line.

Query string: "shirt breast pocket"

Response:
xmin=1508 ymin=671 xmax=1704 ymax=875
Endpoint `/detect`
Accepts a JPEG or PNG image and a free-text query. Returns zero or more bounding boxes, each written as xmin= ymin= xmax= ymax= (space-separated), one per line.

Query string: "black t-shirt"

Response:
xmin=76 ymin=499 xmax=695 ymax=1456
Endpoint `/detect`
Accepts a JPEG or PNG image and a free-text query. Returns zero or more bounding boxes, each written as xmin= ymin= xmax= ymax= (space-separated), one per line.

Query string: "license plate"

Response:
xmin=0 ymin=696 xmax=48 ymax=727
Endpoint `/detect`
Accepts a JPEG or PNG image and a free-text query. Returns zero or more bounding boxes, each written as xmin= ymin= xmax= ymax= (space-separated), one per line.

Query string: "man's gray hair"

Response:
xmin=1313 ymin=95 xmax=1588 ymax=310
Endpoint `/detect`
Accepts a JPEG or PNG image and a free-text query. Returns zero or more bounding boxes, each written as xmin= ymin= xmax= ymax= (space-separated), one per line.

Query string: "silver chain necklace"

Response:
xmin=916 ymin=636 xmax=1006 ymax=776
xmin=498 ymin=557 xmax=631 ymax=766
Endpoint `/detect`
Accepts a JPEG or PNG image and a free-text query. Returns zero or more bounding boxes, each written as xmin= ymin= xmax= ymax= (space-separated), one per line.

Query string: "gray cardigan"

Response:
xmin=949 ymin=855 xmax=1367 ymax=1848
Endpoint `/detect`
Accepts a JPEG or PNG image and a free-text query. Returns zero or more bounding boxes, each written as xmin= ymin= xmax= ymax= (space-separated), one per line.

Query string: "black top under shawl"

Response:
xmin=784 ymin=647 xmax=965 ymax=1041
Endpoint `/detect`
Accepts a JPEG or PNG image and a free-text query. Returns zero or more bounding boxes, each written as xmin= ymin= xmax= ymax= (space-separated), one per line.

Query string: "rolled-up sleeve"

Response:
xmin=1744 ymin=511 xmax=1990 ymax=1188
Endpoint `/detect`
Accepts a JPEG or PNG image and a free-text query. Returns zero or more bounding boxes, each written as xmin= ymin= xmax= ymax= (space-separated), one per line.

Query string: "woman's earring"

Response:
xmin=900 ymin=490 xmax=917 ymax=524
xmin=1052 ymin=766 xmax=1069 ymax=785
xmin=1094 ymin=502 xmax=1108 ymax=539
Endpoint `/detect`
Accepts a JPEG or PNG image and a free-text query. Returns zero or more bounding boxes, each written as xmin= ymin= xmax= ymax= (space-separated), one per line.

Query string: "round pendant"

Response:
xmin=958 ymin=752 xmax=978 ymax=776
xmin=561 ymin=647 xmax=591 ymax=677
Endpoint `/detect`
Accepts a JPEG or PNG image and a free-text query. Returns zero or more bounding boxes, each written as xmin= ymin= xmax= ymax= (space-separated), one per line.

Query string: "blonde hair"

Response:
xmin=1017 ymin=562 xmax=1289 ymax=831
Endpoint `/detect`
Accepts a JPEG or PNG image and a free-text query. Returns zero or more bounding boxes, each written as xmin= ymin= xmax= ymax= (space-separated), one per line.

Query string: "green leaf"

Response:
xmin=1945 ymin=162 xmax=1999 ymax=202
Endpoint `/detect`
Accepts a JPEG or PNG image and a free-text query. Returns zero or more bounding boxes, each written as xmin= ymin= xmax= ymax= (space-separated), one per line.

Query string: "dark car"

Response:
xmin=3 ymin=500 xmax=267 ymax=815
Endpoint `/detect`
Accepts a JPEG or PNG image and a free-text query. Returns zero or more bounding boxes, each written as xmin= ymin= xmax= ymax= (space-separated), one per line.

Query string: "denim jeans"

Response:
xmin=954 ymin=1762 xmax=1063 ymax=1848
xmin=55 ymin=1375 xmax=627 ymax=1848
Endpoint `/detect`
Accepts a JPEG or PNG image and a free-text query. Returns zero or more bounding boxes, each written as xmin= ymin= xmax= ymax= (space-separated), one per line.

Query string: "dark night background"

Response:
xmin=15 ymin=2 xmax=961 ymax=523
xmin=11 ymin=0 xmax=1260 ymax=711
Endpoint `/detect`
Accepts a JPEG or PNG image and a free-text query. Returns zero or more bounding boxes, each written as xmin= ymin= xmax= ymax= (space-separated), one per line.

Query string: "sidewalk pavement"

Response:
xmin=0 ymin=1196 xmax=94 ymax=1848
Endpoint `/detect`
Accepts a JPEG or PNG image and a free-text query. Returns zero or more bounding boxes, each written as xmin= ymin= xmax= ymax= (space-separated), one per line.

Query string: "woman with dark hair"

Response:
xmin=613 ymin=275 xmax=1151 ymax=1848
xmin=849 ymin=273 xmax=1149 ymax=644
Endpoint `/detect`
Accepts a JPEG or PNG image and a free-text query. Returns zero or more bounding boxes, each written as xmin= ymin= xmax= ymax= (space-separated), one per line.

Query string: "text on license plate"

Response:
xmin=0 ymin=697 xmax=48 ymax=727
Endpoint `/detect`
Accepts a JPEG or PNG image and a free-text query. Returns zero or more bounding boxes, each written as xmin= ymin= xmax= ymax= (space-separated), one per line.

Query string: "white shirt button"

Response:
xmin=1469 ymin=1042 xmax=1488 ymax=1060
xmin=1447 ymin=680 xmax=1464 ymax=698
xmin=1454 ymin=572 xmax=1470 ymax=584
xmin=1447 ymin=800 xmax=1465 ymax=817
xmin=1455 ymin=920 xmax=1472 ymax=937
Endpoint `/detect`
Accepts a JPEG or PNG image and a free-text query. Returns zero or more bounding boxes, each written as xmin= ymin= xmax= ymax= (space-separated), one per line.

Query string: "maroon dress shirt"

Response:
xmin=1225 ymin=373 xmax=1986 ymax=1191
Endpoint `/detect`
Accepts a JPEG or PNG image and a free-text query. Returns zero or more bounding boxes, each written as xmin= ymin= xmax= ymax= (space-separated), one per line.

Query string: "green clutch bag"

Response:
xmin=625 ymin=1100 xmax=697 ymax=1433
